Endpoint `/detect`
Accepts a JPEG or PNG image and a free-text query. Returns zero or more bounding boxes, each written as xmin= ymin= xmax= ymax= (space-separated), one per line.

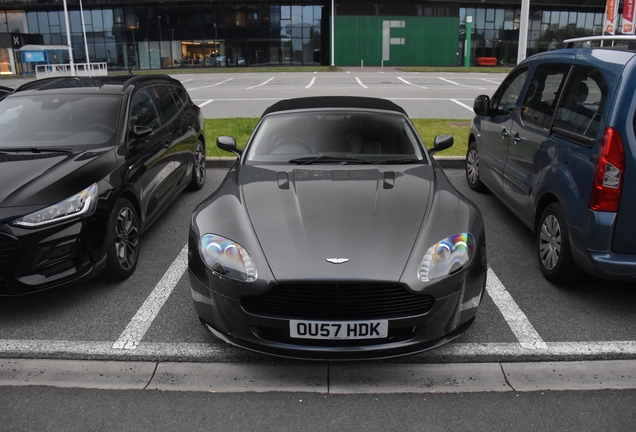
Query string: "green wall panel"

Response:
xmin=333 ymin=15 xmax=459 ymax=66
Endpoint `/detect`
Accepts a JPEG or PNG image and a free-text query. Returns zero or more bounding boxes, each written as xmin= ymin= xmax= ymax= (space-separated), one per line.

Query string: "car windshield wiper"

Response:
xmin=289 ymin=155 xmax=372 ymax=165
xmin=371 ymin=158 xmax=422 ymax=165
xmin=0 ymin=147 xmax=73 ymax=154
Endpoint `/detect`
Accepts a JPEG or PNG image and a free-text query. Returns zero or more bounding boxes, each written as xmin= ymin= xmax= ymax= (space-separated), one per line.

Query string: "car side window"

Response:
xmin=520 ymin=64 xmax=570 ymax=131
xmin=151 ymin=85 xmax=179 ymax=125
xmin=492 ymin=68 xmax=529 ymax=116
xmin=553 ymin=66 xmax=607 ymax=144
xmin=130 ymin=89 xmax=161 ymax=130
xmin=172 ymin=86 xmax=190 ymax=109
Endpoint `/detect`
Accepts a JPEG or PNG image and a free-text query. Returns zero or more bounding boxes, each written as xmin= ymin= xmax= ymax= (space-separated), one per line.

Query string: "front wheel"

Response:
xmin=537 ymin=203 xmax=578 ymax=284
xmin=465 ymin=142 xmax=487 ymax=192
xmin=187 ymin=139 xmax=206 ymax=191
xmin=104 ymin=198 xmax=140 ymax=280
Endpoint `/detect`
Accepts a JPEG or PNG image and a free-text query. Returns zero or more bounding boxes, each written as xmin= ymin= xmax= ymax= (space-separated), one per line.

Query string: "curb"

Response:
xmin=2 ymin=358 xmax=635 ymax=393
xmin=206 ymin=156 xmax=466 ymax=169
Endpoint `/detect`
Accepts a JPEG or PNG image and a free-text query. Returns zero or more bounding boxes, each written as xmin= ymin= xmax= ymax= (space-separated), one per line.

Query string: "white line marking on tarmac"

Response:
xmin=355 ymin=77 xmax=368 ymax=88
xmin=112 ymin=246 xmax=188 ymax=350
xmin=198 ymin=100 xmax=214 ymax=107
xmin=480 ymin=78 xmax=502 ymax=84
xmin=438 ymin=77 xmax=486 ymax=90
xmin=306 ymin=77 xmax=316 ymax=89
xmin=450 ymin=99 xmax=474 ymax=111
xmin=187 ymin=78 xmax=233 ymax=90
xmin=179 ymin=79 xmax=193 ymax=83
xmin=486 ymin=268 xmax=548 ymax=350
xmin=397 ymin=77 xmax=428 ymax=89
xmin=246 ymin=77 xmax=274 ymax=89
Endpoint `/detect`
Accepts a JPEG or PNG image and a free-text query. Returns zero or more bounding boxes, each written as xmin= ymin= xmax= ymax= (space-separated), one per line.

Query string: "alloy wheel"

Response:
xmin=115 ymin=206 xmax=139 ymax=271
xmin=539 ymin=214 xmax=561 ymax=271
xmin=466 ymin=148 xmax=480 ymax=185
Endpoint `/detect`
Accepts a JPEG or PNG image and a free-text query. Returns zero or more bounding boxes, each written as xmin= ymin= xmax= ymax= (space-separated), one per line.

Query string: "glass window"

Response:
xmin=493 ymin=68 xmax=529 ymax=116
xmin=151 ymin=85 xmax=178 ymax=125
xmin=130 ymin=89 xmax=161 ymax=130
xmin=553 ymin=66 xmax=607 ymax=143
xmin=521 ymin=64 xmax=570 ymax=131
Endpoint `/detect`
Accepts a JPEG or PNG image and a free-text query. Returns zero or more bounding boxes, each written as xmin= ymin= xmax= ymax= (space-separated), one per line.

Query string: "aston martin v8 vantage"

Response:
xmin=188 ymin=96 xmax=486 ymax=360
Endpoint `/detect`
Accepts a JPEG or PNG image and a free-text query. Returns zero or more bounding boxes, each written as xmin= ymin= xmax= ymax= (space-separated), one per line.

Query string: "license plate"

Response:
xmin=289 ymin=319 xmax=388 ymax=340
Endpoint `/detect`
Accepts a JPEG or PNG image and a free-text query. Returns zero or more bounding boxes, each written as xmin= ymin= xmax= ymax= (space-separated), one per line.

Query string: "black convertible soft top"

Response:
xmin=262 ymin=96 xmax=408 ymax=117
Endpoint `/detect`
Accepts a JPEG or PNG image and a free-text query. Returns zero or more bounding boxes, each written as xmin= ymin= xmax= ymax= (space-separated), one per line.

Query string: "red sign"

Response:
xmin=605 ymin=0 xmax=617 ymax=34
xmin=624 ymin=0 xmax=635 ymax=34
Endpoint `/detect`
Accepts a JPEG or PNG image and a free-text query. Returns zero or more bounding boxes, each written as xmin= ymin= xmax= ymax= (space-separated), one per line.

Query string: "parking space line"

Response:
xmin=112 ymin=245 xmax=188 ymax=350
xmin=450 ymin=99 xmax=474 ymax=111
xmin=306 ymin=77 xmax=316 ymax=89
xmin=355 ymin=77 xmax=368 ymax=88
xmin=187 ymin=78 xmax=233 ymax=91
xmin=480 ymin=78 xmax=502 ymax=84
xmin=486 ymin=268 xmax=548 ymax=350
xmin=246 ymin=77 xmax=274 ymax=89
xmin=198 ymin=100 xmax=214 ymax=107
xmin=438 ymin=77 xmax=486 ymax=90
xmin=397 ymin=77 xmax=428 ymax=89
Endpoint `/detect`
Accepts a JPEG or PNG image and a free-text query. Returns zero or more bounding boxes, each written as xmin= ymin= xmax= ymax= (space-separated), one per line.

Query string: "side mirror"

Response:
xmin=473 ymin=95 xmax=491 ymax=116
xmin=217 ymin=136 xmax=242 ymax=156
xmin=131 ymin=125 xmax=153 ymax=139
xmin=429 ymin=134 xmax=454 ymax=156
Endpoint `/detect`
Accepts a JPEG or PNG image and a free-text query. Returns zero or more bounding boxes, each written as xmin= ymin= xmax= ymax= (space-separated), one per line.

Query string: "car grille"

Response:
xmin=241 ymin=283 xmax=435 ymax=320
xmin=0 ymin=233 xmax=17 ymax=265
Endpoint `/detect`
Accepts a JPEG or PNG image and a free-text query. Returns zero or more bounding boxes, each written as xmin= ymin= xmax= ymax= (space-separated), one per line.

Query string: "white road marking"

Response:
xmin=179 ymin=79 xmax=193 ymax=83
xmin=486 ymin=268 xmax=548 ymax=350
xmin=450 ymin=99 xmax=474 ymax=111
xmin=355 ymin=77 xmax=368 ymax=88
xmin=397 ymin=77 xmax=428 ymax=89
xmin=246 ymin=77 xmax=274 ymax=89
xmin=2 ymin=340 xmax=635 ymax=360
xmin=198 ymin=100 xmax=214 ymax=107
xmin=187 ymin=78 xmax=233 ymax=91
xmin=306 ymin=77 xmax=316 ymax=89
xmin=480 ymin=78 xmax=502 ymax=84
xmin=112 ymin=246 xmax=188 ymax=350
xmin=438 ymin=77 xmax=486 ymax=90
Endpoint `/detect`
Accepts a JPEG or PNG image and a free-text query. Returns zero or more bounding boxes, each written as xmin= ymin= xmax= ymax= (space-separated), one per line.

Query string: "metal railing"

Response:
xmin=35 ymin=62 xmax=108 ymax=79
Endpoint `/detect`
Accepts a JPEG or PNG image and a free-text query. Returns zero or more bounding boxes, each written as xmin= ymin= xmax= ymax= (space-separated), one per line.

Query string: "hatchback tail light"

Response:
xmin=590 ymin=126 xmax=625 ymax=212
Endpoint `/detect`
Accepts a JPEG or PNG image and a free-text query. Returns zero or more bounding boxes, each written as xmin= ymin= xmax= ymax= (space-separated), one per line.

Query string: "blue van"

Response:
xmin=466 ymin=36 xmax=636 ymax=284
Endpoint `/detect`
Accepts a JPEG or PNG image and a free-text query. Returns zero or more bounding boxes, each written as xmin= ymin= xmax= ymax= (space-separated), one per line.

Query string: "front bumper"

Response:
xmin=189 ymin=265 xmax=487 ymax=361
xmin=0 ymin=217 xmax=106 ymax=296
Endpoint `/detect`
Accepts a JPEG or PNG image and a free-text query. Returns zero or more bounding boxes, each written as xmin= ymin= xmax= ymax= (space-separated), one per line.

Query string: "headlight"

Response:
xmin=418 ymin=233 xmax=475 ymax=282
xmin=11 ymin=183 xmax=98 ymax=228
xmin=200 ymin=234 xmax=257 ymax=282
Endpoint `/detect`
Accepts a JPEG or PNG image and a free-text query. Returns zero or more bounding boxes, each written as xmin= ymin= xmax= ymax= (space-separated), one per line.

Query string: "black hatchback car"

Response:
xmin=0 ymin=75 xmax=206 ymax=295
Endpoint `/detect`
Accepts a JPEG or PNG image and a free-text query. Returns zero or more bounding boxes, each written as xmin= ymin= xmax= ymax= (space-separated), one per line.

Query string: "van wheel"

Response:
xmin=537 ymin=203 xmax=578 ymax=284
xmin=187 ymin=139 xmax=206 ymax=191
xmin=104 ymin=198 xmax=140 ymax=280
xmin=466 ymin=142 xmax=487 ymax=192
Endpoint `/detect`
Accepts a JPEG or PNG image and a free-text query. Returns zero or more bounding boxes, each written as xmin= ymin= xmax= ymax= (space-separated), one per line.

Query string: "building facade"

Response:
xmin=0 ymin=0 xmax=615 ymax=74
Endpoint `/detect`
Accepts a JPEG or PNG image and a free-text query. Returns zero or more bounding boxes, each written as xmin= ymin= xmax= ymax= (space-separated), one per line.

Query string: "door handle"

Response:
xmin=163 ymin=138 xmax=172 ymax=149
xmin=501 ymin=128 xmax=509 ymax=138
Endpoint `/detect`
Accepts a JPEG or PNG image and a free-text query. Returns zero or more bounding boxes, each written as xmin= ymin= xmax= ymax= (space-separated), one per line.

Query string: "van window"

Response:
xmin=553 ymin=66 xmax=607 ymax=145
xmin=520 ymin=64 xmax=570 ymax=131
xmin=492 ymin=67 xmax=529 ymax=116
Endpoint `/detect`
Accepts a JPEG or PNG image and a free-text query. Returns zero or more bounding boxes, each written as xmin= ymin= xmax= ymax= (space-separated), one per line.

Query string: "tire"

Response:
xmin=104 ymin=198 xmax=140 ymax=280
xmin=537 ymin=202 xmax=578 ymax=284
xmin=187 ymin=139 xmax=206 ymax=191
xmin=465 ymin=142 xmax=487 ymax=192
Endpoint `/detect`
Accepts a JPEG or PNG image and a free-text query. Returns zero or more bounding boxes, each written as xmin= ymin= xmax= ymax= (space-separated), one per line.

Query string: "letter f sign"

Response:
xmin=382 ymin=21 xmax=405 ymax=61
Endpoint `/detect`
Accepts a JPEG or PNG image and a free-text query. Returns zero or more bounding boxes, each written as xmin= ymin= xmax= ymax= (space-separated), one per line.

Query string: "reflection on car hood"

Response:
xmin=241 ymin=165 xmax=433 ymax=281
xmin=0 ymin=149 xmax=112 ymax=220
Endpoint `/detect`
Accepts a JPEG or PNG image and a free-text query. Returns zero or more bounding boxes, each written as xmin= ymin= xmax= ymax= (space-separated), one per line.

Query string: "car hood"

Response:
xmin=241 ymin=165 xmax=433 ymax=282
xmin=0 ymin=149 xmax=114 ymax=221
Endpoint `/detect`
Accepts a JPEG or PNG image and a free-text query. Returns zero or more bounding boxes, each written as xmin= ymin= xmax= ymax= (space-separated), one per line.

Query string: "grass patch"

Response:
xmin=205 ymin=118 xmax=470 ymax=158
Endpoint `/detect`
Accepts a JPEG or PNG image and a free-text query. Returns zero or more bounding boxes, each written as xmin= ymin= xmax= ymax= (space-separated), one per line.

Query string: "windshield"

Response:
xmin=0 ymin=94 xmax=122 ymax=149
xmin=245 ymin=110 xmax=426 ymax=164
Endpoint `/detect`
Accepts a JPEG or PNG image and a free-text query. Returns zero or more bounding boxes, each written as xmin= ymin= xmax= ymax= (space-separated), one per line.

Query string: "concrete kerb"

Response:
xmin=2 ymin=358 xmax=636 ymax=393
xmin=206 ymin=156 xmax=466 ymax=170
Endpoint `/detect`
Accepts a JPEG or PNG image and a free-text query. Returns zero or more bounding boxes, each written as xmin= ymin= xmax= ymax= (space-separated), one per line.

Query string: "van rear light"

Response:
xmin=590 ymin=126 xmax=625 ymax=212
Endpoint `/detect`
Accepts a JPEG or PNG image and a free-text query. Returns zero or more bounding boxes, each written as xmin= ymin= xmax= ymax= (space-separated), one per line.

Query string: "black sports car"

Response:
xmin=188 ymin=96 xmax=486 ymax=360
xmin=0 ymin=75 xmax=206 ymax=295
